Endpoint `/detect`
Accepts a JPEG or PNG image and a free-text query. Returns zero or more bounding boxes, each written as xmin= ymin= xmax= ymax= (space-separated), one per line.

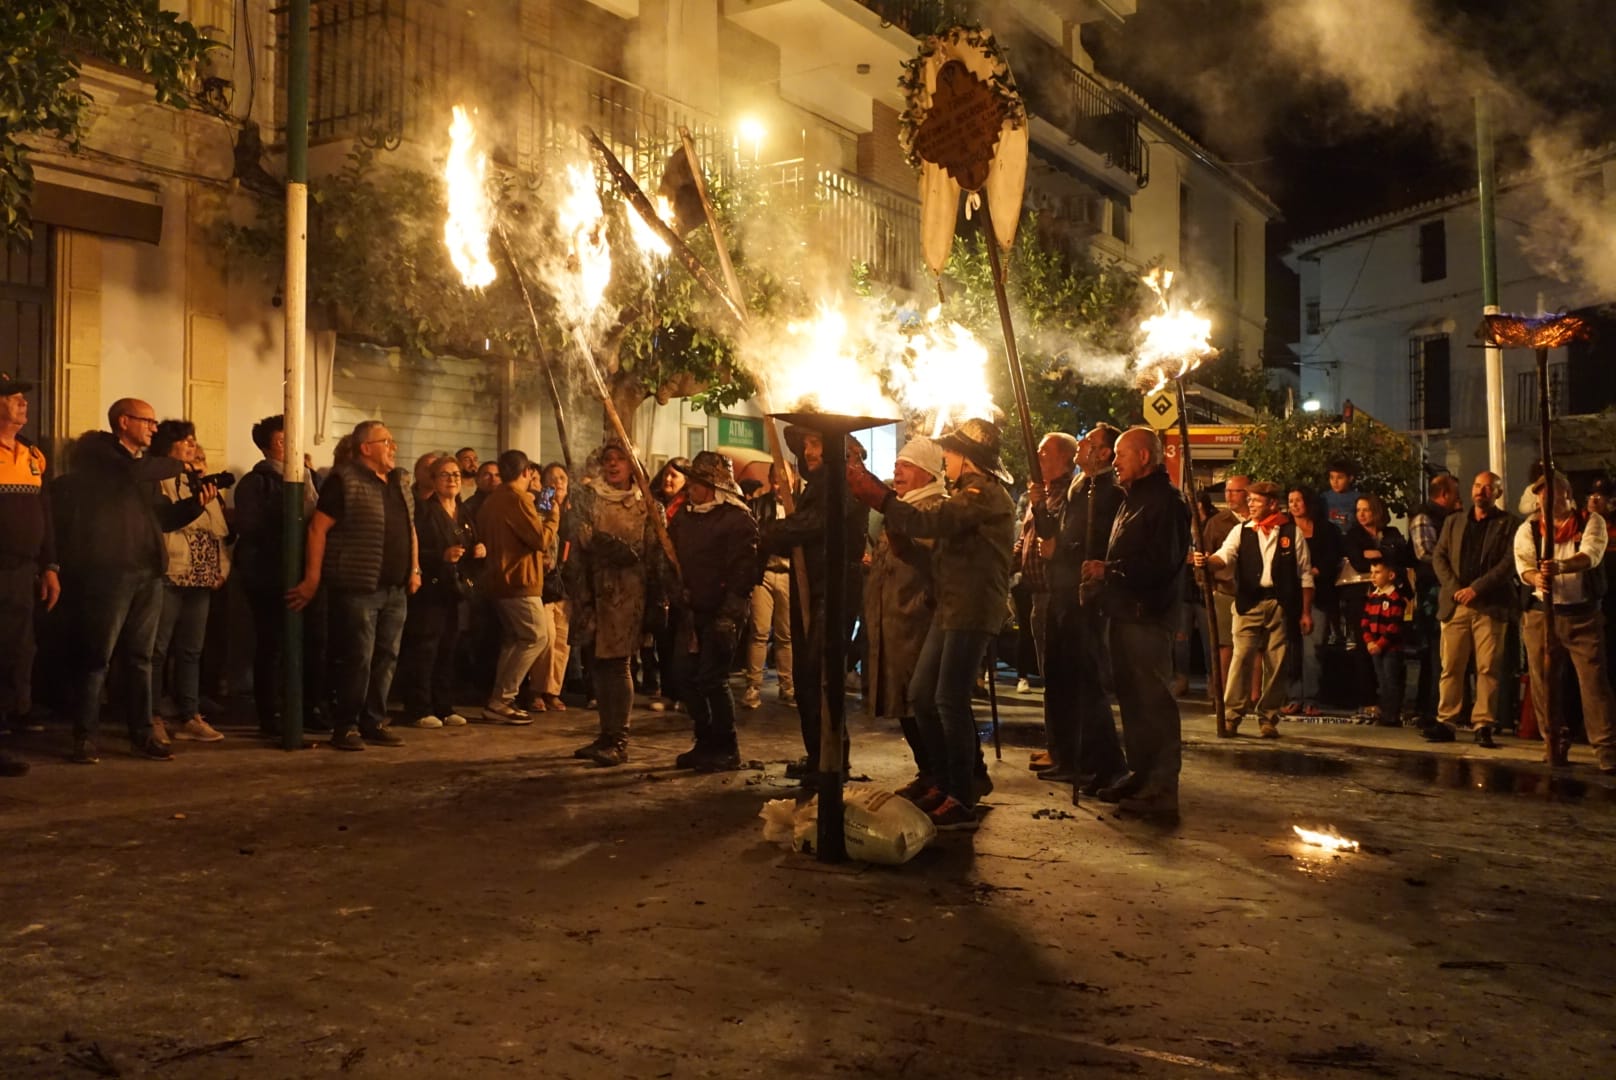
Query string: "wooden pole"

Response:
xmin=1536 ymin=345 xmax=1557 ymax=751
xmin=494 ymin=225 xmax=574 ymax=473
xmin=1177 ymin=379 xmax=1229 ymax=737
xmin=568 ymin=325 xmax=682 ymax=578
xmin=979 ymin=203 xmax=1042 ymax=485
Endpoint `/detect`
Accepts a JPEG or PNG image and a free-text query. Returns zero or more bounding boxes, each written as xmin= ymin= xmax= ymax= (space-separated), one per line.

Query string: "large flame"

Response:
xmin=626 ymin=184 xmax=673 ymax=262
xmin=443 ymin=105 xmax=496 ymax=289
xmin=888 ymin=307 xmax=995 ymax=437
xmin=1292 ymin=825 xmax=1360 ymax=853
xmin=557 ymin=162 xmax=613 ymax=323
xmin=767 ymin=303 xmax=896 ymax=417
xmin=1137 ymin=268 xmax=1216 ymax=393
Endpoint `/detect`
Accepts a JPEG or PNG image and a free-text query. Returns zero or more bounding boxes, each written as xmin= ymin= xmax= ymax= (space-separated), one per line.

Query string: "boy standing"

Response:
xmin=1361 ymin=558 xmax=1406 ymax=725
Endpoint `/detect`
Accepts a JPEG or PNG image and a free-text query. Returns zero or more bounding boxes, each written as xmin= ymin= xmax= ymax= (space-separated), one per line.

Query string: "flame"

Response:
xmin=443 ymin=106 xmax=497 ymax=289
xmin=1292 ymin=826 xmax=1360 ymax=853
xmin=888 ymin=307 xmax=995 ymax=437
xmin=1137 ymin=267 xmax=1216 ymax=393
xmin=767 ymin=303 xmax=896 ymax=416
xmin=626 ymin=188 xmax=673 ymax=262
xmin=557 ymin=162 xmax=613 ymax=323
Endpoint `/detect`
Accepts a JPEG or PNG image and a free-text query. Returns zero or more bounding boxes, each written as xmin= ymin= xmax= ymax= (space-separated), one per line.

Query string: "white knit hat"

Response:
xmin=896 ymin=436 xmax=945 ymax=480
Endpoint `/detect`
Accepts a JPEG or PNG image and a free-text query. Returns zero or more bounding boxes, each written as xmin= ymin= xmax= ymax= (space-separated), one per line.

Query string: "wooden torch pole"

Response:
xmin=1176 ymin=379 xmax=1229 ymax=737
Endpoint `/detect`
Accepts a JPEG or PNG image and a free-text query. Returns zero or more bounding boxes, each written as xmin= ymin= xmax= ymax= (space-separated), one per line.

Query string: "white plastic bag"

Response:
xmin=758 ymin=785 xmax=936 ymax=865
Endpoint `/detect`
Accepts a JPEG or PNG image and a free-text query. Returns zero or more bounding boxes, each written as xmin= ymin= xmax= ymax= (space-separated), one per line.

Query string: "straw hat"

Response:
xmin=673 ymin=451 xmax=742 ymax=497
xmin=782 ymin=423 xmax=867 ymax=464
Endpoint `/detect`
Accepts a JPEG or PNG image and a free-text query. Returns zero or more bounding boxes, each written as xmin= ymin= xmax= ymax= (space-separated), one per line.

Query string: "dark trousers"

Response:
xmin=1413 ymin=585 xmax=1441 ymax=718
xmin=69 ymin=571 xmax=163 ymax=744
xmin=327 ymin=585 xmax=408 ymax=736
xmin=0 ymin=562 xmax=37 ymax=718
xmin=1108 ymin=614 xmax=1181 ymax=793
xmin=1045 ymin=599 xmax=1126 ymax=779
xmin=1371 ymin=647 xmax=1405 ymax=721
xmin=910 ymin=625 xmax=992 ymax=807
xmin=398 ymin=592 xmax=462 ymax=720
xmin=640 ymin=619 xmax=679 ymax=697
xmin=247 ymin=583 xmax=328 ymax=734
xmin=676 ymin=612 xmax=742 ymax=751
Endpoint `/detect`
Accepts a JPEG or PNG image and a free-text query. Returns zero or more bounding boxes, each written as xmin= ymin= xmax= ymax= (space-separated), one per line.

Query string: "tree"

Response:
xmin=2 ymin=0 xmax=214 ymax=240
xmin=1232 ymin=411 xmax=1424 ymax=515
xmin=936 ymin=219 xmax=1149 ymax=480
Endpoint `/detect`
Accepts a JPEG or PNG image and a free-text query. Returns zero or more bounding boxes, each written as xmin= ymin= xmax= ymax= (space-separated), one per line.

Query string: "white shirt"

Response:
xmin=1215 ymin=518 xmax=1313 ymax=589
xmin=1514 ymin=512 xmax=1607 ymax=605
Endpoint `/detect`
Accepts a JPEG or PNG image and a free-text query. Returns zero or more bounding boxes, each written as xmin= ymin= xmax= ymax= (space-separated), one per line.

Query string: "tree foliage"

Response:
xmin=1232 ymin=411 xmax=1424 ymax=516
xmin=936 ymin=218 xmax=1149 ymax=480
xmin=2 ymin=0 xmax=214 ymax=240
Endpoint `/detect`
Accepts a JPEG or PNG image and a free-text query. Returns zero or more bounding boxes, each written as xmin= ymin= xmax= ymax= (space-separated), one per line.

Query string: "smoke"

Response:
xmin=1258 ymin=0 xmax=1616 ymax=299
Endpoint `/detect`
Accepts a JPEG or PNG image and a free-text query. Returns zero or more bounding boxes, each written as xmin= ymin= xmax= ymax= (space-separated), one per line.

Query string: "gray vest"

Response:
xmin=324 ymin=461 xmax=413 ymax=592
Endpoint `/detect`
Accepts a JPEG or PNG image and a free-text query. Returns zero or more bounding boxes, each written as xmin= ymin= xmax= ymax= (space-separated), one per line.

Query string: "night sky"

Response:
xmin=1085 ymin=0 xmax=1616 ymax=239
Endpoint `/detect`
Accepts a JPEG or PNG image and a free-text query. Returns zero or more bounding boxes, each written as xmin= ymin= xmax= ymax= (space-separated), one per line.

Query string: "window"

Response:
xmin=1418 ymin=220 xmax=1446 ymax=283
xmin=1408 ymin=335 xmax=1451 ymax=430
xmin=1110 ymin=196 xmax=1130 ymax=243
xmin=1304 ymin=298 xmax=1321 ymax=335
xmin=1232 ymin=222 xmax=1243 ymax=301
xmin=685 ymin=426 xmax=706 ymax=458
xmin=1178 ymin=183 xmax=1194 ymax=266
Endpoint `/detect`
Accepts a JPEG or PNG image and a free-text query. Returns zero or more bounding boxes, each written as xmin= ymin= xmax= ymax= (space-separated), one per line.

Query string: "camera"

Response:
xmin=198 ymin=470 xmax=237 ymax=491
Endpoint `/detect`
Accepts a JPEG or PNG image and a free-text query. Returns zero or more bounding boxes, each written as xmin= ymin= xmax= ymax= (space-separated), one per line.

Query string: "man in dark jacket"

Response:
xmin=669 ymin=452 xmax=759 ymax=771
xmin=1427 ymin=470 xmax=1516 ymax=746
xmin=288 ymin=420 xmax=418 ymax=750
xmin=760 ymin=426 xmax=869 ymax=779
xmin=848 ymin=418 xmax=1017 ymax=833
xmin=56 ymin=399 xmax=211 ymax=763
xmin=234 ymin=414 xmax=326 ymax=737
xmin=1031 ymin=422 xmax=1127 ymax=791
xmin=1081 ymin=427 xmax=1190 ymax=821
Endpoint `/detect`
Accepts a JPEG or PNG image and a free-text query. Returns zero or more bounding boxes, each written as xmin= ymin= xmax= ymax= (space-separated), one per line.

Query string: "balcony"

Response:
xmin=1513 ymin=363 xmax=1569 ymax=427
xmin=852 ymin=0 xmax=972 ymax=38
xmin=1020 ymin=54 xmax=1148 ymax=189
xmin=764 ymin=163 xmax=922 ymax=291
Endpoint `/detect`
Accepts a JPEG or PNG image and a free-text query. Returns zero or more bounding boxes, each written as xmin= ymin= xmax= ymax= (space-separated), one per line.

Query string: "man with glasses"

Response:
xmin=54 ymin=398 xmax=212 ymax=762
xmin=289 ymin=420 xmax=418 ymax=750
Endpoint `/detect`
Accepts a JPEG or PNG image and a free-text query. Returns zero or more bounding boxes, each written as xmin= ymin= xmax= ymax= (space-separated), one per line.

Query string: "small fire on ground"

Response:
xmin=1292 ymin=825 xmax=1360 ymax=853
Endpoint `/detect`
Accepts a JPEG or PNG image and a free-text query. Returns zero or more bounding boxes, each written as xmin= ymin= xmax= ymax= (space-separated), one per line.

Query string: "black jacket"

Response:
xmin=761 ymin=465 xmax=868 ymax=614
xmin=414 ymin=496 xmax=479 ymax=603
xmin=670 ymin=501 xmax=760 ymax=619
xmin=1099 ymin=467 xmax=1190 ymax=622
xmin=234 ymin=459 xmax=286 ymax=593
xmin=55 ymin=432 xmax=199 ymax=580
xmin=1035 ymin=468 xmax=1123 ymax=600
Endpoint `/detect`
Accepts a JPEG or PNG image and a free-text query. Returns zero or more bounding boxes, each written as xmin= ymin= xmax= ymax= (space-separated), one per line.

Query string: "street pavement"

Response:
xmin=2 ymin=681 xmax=1613 ymax=1078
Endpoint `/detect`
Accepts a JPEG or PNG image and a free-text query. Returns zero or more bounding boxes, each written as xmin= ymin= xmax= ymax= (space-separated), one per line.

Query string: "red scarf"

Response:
xmin=1254 ymin=511 xmax=1289 ymax=536
xmin=1554 ymin=513 xmax=1580 ymax=545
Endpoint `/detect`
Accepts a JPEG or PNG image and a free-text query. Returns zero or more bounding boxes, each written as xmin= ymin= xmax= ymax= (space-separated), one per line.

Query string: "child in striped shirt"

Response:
xmin=1360 ymin=558 xmax=1407 ymax=725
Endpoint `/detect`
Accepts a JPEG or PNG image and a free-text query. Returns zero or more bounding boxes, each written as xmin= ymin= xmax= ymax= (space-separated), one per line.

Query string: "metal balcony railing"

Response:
xmin=855 ymin=0 xmax=973 ymax=38
xmin=764 ymin=164 xmax=922 ymax=291
xmin=1023 ymin=61 xmax=1148 ymax=186
xmin=1514 ymin=364 xmax=1569 ymax=426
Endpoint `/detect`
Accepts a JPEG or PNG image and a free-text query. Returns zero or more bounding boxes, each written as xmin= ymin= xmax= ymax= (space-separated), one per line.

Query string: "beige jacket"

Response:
xmin=159 ymin=473 xmax=232 ymax=587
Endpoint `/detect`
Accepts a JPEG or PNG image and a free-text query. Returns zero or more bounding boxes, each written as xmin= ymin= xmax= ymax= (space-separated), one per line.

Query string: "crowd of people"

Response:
xmin=2 ymin=368 xmax=1610 ymax=832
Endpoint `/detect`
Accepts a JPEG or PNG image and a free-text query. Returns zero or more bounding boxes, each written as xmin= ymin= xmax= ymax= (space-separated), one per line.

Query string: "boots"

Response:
xmin=691 ymin=734 xmax=742 ymax=773
xmin=573 ymin=733 xmax=611 ymax=760
xmin=582 ymin=734 xmax=628 ymax=767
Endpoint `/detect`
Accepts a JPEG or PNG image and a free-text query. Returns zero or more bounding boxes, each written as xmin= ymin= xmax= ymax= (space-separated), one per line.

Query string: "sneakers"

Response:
xmin=740 ymin=687 xmax=762 ymax=710
xmin=1015 ymin=678 xmax=1031 ymax=694
xmin=173 ymin=716 xmax=225 ymax=742
xmin=331 ymin=730 xmax=365 ymax=752
xmin=361 ymin=726 xmax=405 ymax=747
xmin=647 ymin=695 xmax=667 ymax=712
xmin=134 ymin=736 xmax=174 ymax=761
xmin=583 ymin=737 xmax=628 ymax=767
xmin=70 ymin=739 xmax=99 ymax=765
xmin=410 ymin=715 xmax=445 ymax=729
xmin=150 ymin=717 xmax=172 ymax=747
xmin=929 ymin=797 xmax=979 ymax=832
xmin=441 ymin=713 xmax=469 ymax=727
xmin=907 ymin=786 xmax=948 ymax=813
xmin=896 ymin=775 xmax=935 ymax=800
xmin=483 ymin=701 xmax=533 ymax=725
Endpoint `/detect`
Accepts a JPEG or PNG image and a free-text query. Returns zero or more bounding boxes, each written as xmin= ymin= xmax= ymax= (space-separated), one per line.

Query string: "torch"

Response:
xmin=442 ymin=105 xmax=575 ymax=471
xmin=1136 ymin=270 xmax=1228 ymax=736
xmin=1480 ymin=311 xmax=1590 ymax=760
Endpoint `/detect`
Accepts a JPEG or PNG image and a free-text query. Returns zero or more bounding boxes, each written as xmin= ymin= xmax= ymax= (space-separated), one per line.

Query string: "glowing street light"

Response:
xmin=1302 ymin=395 xmax=1322 ymax=413
xmin=737 ymin=116 xmax=766 ymax=162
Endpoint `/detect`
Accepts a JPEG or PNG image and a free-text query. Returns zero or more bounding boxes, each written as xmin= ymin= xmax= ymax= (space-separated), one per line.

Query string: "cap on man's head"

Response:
xmin=0 ymin=372 xmax=35 ymax=396
xmin=1248 ymin=480 xmax=1283 ymax=499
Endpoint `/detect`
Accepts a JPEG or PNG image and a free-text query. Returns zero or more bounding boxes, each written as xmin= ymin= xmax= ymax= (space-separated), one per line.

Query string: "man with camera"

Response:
xmin=475 ymin=449 xmax=559 ymax=724
xmin=54 ymin=398 xmax=212 ymax=763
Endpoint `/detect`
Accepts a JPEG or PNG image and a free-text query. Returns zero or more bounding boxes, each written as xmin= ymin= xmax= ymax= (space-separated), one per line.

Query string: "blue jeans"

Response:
xmin=153 ymin=584 xmax=212 ymax=717
xmin=909 ymin=625 xmax=992 ymax=807
xmin=71 ymin=572 xmax=163 ymax=744
xmin=1371 ymin=648 xmax=1405 ymax=721
xmin=327 ymin=586 xmax=408 ymax=735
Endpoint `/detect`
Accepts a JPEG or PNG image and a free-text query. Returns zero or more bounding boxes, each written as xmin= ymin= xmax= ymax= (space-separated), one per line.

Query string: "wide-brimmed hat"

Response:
xmin=674 ymin=450 xmax=742 ymax=497
xmin=0 ymin=372 xmax=35 ymax=396
xmin=896 ymin=436 xmax=944 ymax=480
xmin=936 ymin=418 xmax=1012 ymax=485
xmin=783 ymin=423 xmax=866 ymax=464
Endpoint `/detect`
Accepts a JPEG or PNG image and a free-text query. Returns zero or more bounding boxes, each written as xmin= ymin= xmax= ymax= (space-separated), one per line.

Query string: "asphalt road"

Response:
xmin=3 ymin=687 xmax=1613 ymax=1079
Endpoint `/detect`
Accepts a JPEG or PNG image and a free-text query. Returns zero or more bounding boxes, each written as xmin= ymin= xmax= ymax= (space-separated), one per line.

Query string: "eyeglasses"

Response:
xmin=438 ymin=470 xmax=462 ymax=479
xmin=122 ymin=415 xmax=159 ymax=427
xmin=364 ymin=438 xmax=397 ymax=448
